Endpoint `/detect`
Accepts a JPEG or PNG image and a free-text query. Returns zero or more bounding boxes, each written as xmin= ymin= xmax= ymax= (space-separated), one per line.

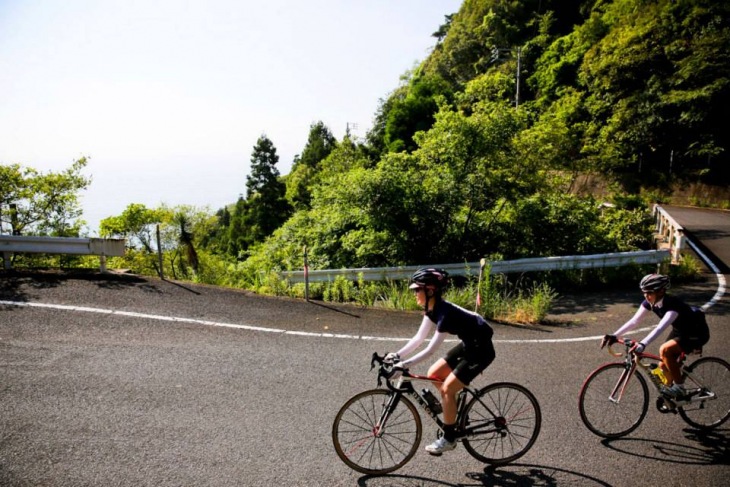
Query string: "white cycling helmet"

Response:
xmin=639 ymin=273 xmax=670 ymax=292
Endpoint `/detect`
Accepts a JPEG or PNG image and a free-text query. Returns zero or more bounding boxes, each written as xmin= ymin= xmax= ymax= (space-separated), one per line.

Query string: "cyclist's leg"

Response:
xmin=441 ymin=372 xmax=466 ymax=425
xmin=663 ymin=333 xmax=708 ymax=385
xmin=660 ymin=338 xmax=684 ymax=384
xmin=446 ymin=342 xmax=495 ymax=428
xmin=429 ymin=343 xmax=466 ymax=425
xmin=427 ymin=357 xmax=452 ymax=382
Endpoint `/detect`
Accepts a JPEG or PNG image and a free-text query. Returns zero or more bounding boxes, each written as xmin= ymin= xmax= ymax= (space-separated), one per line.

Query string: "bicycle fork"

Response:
xmin=373 ymin=392 xmax=402 ymax=437
xmin=609 ymin=363 xmax=636 ymax=404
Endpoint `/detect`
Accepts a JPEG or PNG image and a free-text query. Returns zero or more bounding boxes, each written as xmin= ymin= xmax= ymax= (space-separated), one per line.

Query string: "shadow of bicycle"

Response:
xmin=600 ymin=428 xmax=729 ymax=465
xmin=357 ymin=463 xmax=612 ymax=486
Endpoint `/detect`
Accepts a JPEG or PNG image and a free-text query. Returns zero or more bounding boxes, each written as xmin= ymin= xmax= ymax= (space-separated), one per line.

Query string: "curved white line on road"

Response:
xmin=0 ymin=251 xmax=723 ymax=345
xmin=1 ymin=298 xmax=655 ymax=344
xmin=685 ymin=238 xmax=726 ymax=311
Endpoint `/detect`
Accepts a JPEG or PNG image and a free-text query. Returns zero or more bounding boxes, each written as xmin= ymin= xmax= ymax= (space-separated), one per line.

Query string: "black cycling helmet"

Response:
xmin=409 ymin=268 xmax=449 ymax=291
xmin=639 ymin=273 xmax=670 ymax=292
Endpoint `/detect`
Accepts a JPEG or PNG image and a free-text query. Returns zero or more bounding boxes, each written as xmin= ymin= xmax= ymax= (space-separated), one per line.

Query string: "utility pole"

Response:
xmin=346 ymin=122 xmax=359 ymax=137
xmin=490 ymin=46 xmax=522 ymax=108
xmin=515 ymin=47 xmax=521 ymax=108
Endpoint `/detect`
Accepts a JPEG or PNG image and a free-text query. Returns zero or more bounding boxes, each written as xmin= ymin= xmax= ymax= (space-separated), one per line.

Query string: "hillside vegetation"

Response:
xmin=3 ymin=0 xmax=726 ymax=305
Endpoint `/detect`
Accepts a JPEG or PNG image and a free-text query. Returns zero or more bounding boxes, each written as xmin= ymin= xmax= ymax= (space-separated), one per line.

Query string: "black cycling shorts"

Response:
xmin=444 ymin=341 xmax=495 ymax=385
xmin=667 ymin=309 xmax=710 ymax=353
xmin=668 ymin=329 xmax=709 ymax=353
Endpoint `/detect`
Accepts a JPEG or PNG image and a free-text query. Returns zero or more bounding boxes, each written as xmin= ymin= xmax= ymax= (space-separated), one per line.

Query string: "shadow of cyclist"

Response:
xmin=356 ymin=463 xmax=613 ymax=486
xmin=599 ymin=428 xmax=729 ymax=465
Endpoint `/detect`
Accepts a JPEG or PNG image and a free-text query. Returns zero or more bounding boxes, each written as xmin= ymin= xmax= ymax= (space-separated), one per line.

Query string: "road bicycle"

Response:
xmin=578 ymin=337 xmax=730 ymax=438
xmin=332 ymin=353 xmax=541 ymax=475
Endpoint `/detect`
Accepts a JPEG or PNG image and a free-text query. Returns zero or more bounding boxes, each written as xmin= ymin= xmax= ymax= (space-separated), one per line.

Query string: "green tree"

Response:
xmin=228 ymin=135 xmax=291 ymax=255
xmin=100 ymin=203 xmax=164 ymax=253
xmin=100 ymin=203 xmax=166 ymax=276
xmin=382 ymin=73 xmax=453 ymax=153
xmin=246 ymin=98 xmax=539 ymax=270
xmin=0 ymin=157 xmax=90 ymax=236
xmin=285 ymin=121 xmax=337 ymax=210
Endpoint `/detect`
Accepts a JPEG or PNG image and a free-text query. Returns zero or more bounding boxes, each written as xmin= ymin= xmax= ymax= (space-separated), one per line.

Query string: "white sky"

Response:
xmin=0 ymin=0 xmax=461 ymax=235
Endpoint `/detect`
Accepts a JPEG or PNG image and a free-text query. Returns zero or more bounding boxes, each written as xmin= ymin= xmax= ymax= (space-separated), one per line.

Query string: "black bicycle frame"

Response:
xmin=459 ymin=386 xmax=509 ymax=437
xmin=388 ymin=381 xmax=507 ymax=438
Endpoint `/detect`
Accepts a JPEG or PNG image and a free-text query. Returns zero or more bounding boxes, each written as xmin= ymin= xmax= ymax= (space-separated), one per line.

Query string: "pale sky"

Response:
xmin=0 ymin=0 xmax=462 ymax=235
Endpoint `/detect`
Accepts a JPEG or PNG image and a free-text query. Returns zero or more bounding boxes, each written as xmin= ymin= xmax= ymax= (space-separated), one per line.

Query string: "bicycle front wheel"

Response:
xmin=461 ymin=382 xmax=541 ymax=465
xmin=678 ymin=356 xmax=730 ymax=430
xmin=332 ymin=389 xmax=421 ymax=475
xmin=579 ymin=363 xmax=649 ymax=438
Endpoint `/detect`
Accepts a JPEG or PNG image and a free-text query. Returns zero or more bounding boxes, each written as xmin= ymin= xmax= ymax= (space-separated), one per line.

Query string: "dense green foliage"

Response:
xmin=218 ymin=0 xmax=725 ymax=283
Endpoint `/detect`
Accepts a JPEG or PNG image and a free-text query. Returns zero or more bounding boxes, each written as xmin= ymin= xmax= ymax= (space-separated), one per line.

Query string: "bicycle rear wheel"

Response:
xmin=678 ymin=356 xmax=730 ymax=430
xmin=579 ymin=363 xmax=649 ymax=438
xmin=332 ymin=389 xmax=421 ymax=475
xmin=461 ymin=382 xmax=541 ymax=465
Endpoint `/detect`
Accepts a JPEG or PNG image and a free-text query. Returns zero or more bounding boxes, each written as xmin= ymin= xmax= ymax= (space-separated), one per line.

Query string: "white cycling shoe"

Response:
xmin=425 ymin=437 xmax=457 ymax=455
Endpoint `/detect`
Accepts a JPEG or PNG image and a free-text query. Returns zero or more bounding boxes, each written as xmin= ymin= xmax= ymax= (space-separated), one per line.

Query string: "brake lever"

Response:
xmin=371 ymin=352 xmax=381 ymax=371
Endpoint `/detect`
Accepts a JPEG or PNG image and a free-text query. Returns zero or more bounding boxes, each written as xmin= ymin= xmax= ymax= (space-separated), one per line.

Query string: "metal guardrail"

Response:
xmin=282 ymin=249 xmax=670 ymax=284
xmin=0 ymin=235 xmax=126 ymax=272
xmin=653 ymin=204 xmax=684 ymax=264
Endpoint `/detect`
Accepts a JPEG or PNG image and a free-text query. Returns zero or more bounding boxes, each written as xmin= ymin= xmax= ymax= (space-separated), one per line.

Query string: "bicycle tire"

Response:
xmin=678 ymin=356 xmax=730 ymax=430
xmin=460 ymin=382 xmax=541 ymax=465
xmin=332 ymin=389 xmax=421 ymax=475
xmin=578 ymin=363 xmax=649 ymax=438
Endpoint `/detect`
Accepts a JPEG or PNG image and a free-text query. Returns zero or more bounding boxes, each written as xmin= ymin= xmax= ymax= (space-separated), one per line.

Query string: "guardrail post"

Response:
xmin=673 ymin=229 xmax=685 ymax=264
xmin=653 ymin=205 xmax=685 ymax=265
xmin=3 ymin=251 xmax=11 ymax=270
xmin=303 ymin=245 xmax=309 ymax=302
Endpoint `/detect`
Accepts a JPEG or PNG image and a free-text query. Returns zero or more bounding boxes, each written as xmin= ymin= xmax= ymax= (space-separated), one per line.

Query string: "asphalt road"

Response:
xmin=1 ymin=207 xmax=728 ymax=487
xmin=663 ymin=205 xmax=730 ymax=274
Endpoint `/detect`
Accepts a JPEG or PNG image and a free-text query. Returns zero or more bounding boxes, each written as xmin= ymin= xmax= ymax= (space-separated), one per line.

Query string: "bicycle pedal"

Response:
xmin=667 ymin=395 xmax=692 ymax=405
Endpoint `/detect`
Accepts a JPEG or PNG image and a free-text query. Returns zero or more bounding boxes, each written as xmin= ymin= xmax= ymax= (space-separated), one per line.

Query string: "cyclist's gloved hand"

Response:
xmin=600 ymin=334 xmax=617 ymax=349
xmin=384 ymin=352 xmax=400 ymax=364
xmin=388 ymin=361 xmax=406 ymax=379
xmin=630 ymin=342 xmax=646 ymax=354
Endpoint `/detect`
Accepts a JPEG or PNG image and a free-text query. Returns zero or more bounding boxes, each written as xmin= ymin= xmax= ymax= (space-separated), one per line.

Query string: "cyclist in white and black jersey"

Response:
xmin=601 ymin=273 xmax=710 ymax=399
xmin=385 ymin=268 xmax=495 ymax=455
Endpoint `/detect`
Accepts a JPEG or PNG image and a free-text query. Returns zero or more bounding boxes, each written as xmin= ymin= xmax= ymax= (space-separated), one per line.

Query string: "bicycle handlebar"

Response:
xmin=607 ymin=338 xmax=635 ymax=357
xmin=371 ymin=352 xmax=412 ymax=392
xmin=608 ymin=337 xmax=658 ymax=362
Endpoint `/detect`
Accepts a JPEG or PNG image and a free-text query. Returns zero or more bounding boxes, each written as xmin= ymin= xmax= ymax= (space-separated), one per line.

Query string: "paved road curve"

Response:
xmin=663 ymin=205 xmax=730 ymax=274
xmin=1 ymin=207 xmax=728 ymax=486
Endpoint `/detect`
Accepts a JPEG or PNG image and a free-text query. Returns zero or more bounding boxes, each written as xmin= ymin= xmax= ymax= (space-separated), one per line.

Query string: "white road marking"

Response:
xmin=1 ymin=237 xmax=723 ymax=344
xmin=685 ymin=238 xmax=727 ymax=311
xmin=0 ymin=299 xmax=671 ymax=344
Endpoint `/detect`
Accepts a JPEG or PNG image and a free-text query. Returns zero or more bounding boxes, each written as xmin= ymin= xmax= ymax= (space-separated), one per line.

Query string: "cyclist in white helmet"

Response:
xmin=601 ymin=273 xmax=710 ymax=398
xmin=385 ymin=268 xmax=495 ymax=455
